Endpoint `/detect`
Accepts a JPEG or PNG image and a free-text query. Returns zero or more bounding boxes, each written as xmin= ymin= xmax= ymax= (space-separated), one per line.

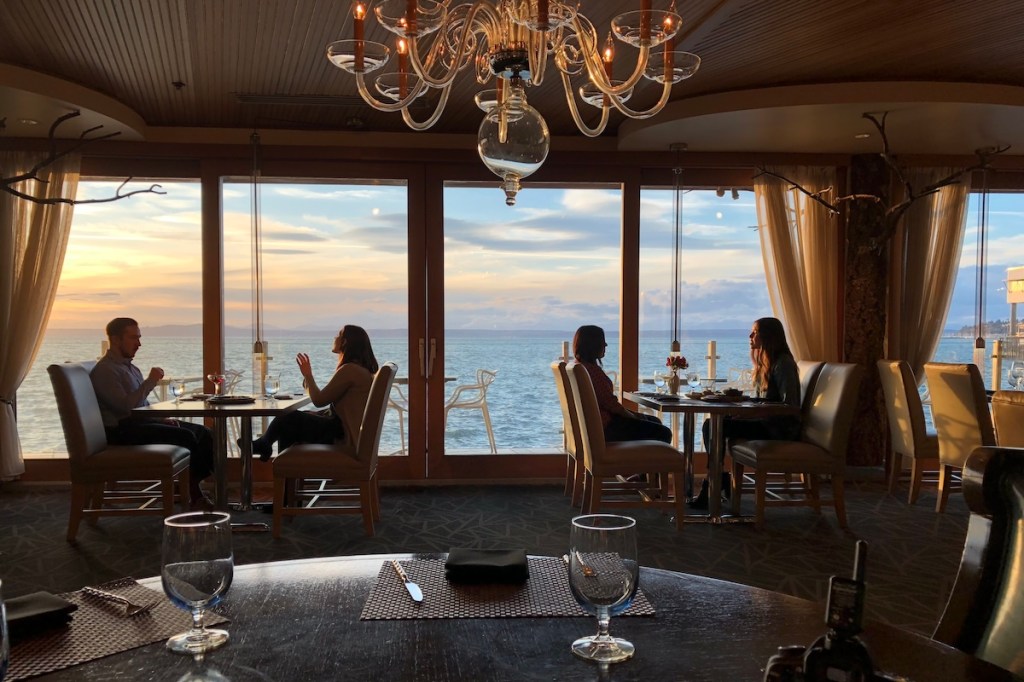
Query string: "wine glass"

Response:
xmin=701 ymin=377 xmax=716 ymax=392
xmin=687 ymin=372 xmax=701 ymax=392
xmin=161 ymin=511 xmax=234 ymax=655
xmin=568 ymin=514 xmax=639 ymax=663
xmin=169 ymin=381 xmax=187 ymax=404
xmin=264 ymin=374 xmax=280 ymax=402
xmin=652 ymin=371 xmax=666 ymax=394
xmin=206 ymin=374 xmax=226 ymax=396
xmin=1008 ymin=361 xmax=1024 ymax=390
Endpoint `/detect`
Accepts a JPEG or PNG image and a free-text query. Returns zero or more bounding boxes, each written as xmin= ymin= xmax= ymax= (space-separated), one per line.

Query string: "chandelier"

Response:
xmin=326 ymin=0 xmax=701 ymax=205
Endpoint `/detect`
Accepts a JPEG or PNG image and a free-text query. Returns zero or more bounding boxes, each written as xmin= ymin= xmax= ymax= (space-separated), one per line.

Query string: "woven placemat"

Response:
xmin=8 ymin=577 xmax=230 ymax=681
xmin=360 ymin=557 xmax=654 ymax=620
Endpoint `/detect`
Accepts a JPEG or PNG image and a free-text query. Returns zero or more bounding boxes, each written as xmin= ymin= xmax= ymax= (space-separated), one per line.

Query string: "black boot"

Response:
xmin=688 ymin=479 xmax=709 ymax=509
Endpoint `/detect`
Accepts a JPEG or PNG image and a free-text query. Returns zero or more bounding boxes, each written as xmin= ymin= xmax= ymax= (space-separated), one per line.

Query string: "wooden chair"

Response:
xmin=933 ymin=446 xmax=1024 ymax=676
xmin=567 ymin=362 xmax=687 ymax=530
xmin=877 ymin=360 xmax=940 ymax=503
xmin=923 ymin=363 xmax=995 ymax=513
xmin=990 ymin=391 xmax=1024 ymax=447
xmin=551 ymin=361 xmax=584 ymax=507
xmin=48 ymin=361 xmax=191 ymax=542
xmin=272 ymin=362 xmax=397 ymax=537
xmin=729 ymin=362 xmax=863 ymax=529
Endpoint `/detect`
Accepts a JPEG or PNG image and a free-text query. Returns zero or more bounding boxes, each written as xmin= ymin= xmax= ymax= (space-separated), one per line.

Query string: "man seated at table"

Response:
xmin=90 ymin=317 xmax=215 ymax=510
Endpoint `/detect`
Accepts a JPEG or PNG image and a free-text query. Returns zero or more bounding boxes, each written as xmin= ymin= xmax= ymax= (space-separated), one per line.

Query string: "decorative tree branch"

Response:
xmin=1 ymin=110 xmax=165 ymax=205
xmin=754 ymin=111 xmax=1010 ymax=245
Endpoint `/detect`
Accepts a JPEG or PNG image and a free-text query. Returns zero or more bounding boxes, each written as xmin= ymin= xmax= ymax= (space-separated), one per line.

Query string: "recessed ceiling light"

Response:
xmin=18 ymin=118 xmax=38 ymax=125
xmin=854 ymin=133 xmax=870 ymax=139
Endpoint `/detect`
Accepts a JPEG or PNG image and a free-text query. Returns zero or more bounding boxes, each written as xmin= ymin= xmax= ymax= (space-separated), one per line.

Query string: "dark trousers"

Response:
xmin=702 ymin=417 xmax=774 ymax=460
xmin=262 ymin=410 xmax=344 ymax=453
xmin=109 ymin=418 xmax=215 ymax=483
xmin=605 ymin=413 xmax=672 ymax=444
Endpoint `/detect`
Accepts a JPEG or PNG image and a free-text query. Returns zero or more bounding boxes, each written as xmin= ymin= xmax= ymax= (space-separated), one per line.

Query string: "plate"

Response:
xmin=701 ymin=394 xmax=747 ymax=403
xmin=207 ymin=395 xmax=256 ymax=405
xmin=182 ymin=394 xmax=212 ymax=401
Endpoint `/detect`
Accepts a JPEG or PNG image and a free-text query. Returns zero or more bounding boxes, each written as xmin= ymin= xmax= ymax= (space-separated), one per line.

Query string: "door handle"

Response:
xmin=418 ymin=338 xmax=426 ymax=378
xmin=428 ymin=338 xmax=437 ymax=379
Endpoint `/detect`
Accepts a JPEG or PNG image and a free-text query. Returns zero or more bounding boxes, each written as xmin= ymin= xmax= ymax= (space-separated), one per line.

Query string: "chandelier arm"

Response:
xmin=571 ymin=14 xmax=650 ymax=96
xmin=606 ymin=72 xmax=673 ymax=119
xmin=560 ymin=71 xmax=609 ymax=137
xmin=408 ymin=2 xmax=495 ymax=89
xmin=400 ymin=82 xmax=454 ymax=130
xmin=528 ymin=28 xmax=549 ymax=86
xmin=355 ymin=73 xmax=431 ymax=113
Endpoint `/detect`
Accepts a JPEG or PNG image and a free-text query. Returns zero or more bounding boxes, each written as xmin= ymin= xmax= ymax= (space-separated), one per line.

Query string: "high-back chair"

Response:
xmin=923 ymin=363 xmax=995 ymax=513
xmin=990 ymin=391 xmax=1024 ymax=447
xmin=729 ymin=362 xmax=863 ymax=528
xmin=567 ymin=363 xmax=687 ymax=530
xmin=796 ymin=360 xmax=825 ymax=411
xmin=271 ymin=362 xmax=397 ymax=537
xmin=878 ymin=360 xmax=940 ymax=503
xmin=48 ymin=361 xmax=191 ymax=542
xmin=443 ymin=369 xmax=497 ymax=453
xmin=551 ymin=361 xmax=584 ymax=507
xmin=933 ymin=446 xmax=1024 ymax=676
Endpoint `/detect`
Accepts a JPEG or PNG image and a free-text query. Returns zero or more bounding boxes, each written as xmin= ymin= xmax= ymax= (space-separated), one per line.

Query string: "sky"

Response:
xmin=48 ymin=179 xmax=1023 ymax=334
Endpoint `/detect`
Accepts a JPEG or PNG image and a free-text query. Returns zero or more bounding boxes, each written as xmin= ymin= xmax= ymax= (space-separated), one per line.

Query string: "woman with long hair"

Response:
xmin=574 ymin=325 xmax=672 ymax=444
xmin=693 ymin=316 xmax=801 ymax=508
xmin=249 ymin=324 xmax=379 ymax=460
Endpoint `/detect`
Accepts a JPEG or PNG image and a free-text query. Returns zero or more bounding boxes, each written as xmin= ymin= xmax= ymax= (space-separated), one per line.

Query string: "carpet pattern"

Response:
xmin=0 ymin=480 xmax=969 ymax=638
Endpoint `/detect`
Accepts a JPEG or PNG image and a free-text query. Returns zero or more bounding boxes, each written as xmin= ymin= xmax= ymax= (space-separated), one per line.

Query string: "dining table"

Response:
xmin=21 ymin=553 xmax=1015 ymax=681
xmin=132 ymin=394 xmax=311 ymax=513
xmin=624 ymin=391 xmax=800 ymax=522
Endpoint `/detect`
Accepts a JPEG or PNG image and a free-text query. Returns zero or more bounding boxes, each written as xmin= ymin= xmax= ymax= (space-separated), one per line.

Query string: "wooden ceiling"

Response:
xmin=1 ymin=0 xmax=1024 ymax=155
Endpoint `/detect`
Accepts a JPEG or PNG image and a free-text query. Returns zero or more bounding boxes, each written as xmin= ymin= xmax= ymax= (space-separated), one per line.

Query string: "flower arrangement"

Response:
xmin=666 ymin=355 xmax=689 ymax=371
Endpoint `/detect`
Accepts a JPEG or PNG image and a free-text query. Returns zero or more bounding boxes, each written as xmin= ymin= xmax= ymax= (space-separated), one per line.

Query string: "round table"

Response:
xmin=35 ymin=554 xmax=1014 ymax=681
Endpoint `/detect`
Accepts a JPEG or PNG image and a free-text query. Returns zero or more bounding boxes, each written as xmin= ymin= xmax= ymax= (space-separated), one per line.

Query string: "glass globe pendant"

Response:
xmin=477 ymin=80 xmax=550 ymax=206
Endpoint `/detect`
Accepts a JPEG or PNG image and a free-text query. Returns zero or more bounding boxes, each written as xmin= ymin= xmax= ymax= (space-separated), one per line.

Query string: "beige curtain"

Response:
xmin=889 ymin=169 xmax=970 ymax=381
xmin=0 ymin=152 xmax=79 ymax=479
xmin=754 ymin=166 xmax=841 ymax=362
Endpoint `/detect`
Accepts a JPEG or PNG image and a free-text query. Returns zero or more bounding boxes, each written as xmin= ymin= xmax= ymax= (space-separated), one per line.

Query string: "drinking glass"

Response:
xmin=264 ymin=375 xmax=280 ymax=402
xmin=701 ymin=377 xmax=716 ymax=392
xmin=1008 ymin=361 xmax=1024 ymax=390
xmin=652 ymin=371 xmax=666 ymax=393
xmin=568 ymin=514 xmax=639 ymax=663
xmin=206 ymin=374 xmax=226 ymax=396
xmin=687 ymin=372 xmax=701 ymax=391
xmin=161 ymin=511 xmax=234 ymax=655
xmin=170 ymin=381 xmax=187 ymax=404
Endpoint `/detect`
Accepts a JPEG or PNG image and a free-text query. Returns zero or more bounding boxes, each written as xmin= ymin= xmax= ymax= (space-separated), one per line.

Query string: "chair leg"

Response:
xmin=162 ymin=477 xmax=175 ymax=517
xmin=370 ymin=472 xmax=381 ymax=521
xmin=86 ymin=484 xmax=103 ymax=526
xmin=936 ymin=464 xmax=952 ymax=513
xmin=571 ymin=459 xmax=585 ymax=508
xmin=807 ymin=475 xmax=822 ymax=515
xmin=754 ymin=470 xmax=768 ymax=529
xmin=481 ymin=404 xmax=497 ymax=454
xmin=360 ymin=482 xmax=375 ymax=536
xmin=908 ymin=459 xmax=924 ymax=505
xmin=396 ymin=408 xmax=406 ymax=455
xmin=672 ymin=471 xmax=685 ymax=531
xmin=564 ymin=454 xmax=574 ymax=497
xmin=67 ymin=484 xmax=90 ymax=542
xmin=178 ymin=469 xmax=191 ymax=511
xmin=730 ymin=461 xmax=742 ymax=515
xmin=272 ymin=476 xmax=286 ymax=538
xmin=831 ymin=474 xmax=848 ymax=528
xmin=887 ymin=452 xmax=903 ymax=494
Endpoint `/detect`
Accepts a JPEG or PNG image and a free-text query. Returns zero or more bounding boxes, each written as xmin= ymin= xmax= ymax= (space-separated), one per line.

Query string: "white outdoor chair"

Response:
xmin=443 ymin=369 xmax=497 ymax=453
xmin=387 ymin=384 xmax=409 ymax=455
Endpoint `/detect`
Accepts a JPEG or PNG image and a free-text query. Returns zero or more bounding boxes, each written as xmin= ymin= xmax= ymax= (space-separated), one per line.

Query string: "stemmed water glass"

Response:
xmin=161 ymin=511 xmax=234 ymax=655
xmin=1008 ymin=361 xmax=1024 ymax=390
xmin=568 ymin=514 xmax=639 ymax=663
xmin=169 ymin=381 xmax=187 ymax=404
xmin=652 ymin=371 xmax=666 ymax=394
xmin=687 ymin=372 xmax=701 ymax=392
xmin=264 ymin=375 xmax=280 ymax=403
xmin=206 ymin=374 xmax=226 ymax=397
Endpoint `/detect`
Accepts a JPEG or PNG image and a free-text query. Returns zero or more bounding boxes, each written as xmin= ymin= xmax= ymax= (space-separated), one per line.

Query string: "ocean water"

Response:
xmin=19 ymin=331 xmax=984 ymax=457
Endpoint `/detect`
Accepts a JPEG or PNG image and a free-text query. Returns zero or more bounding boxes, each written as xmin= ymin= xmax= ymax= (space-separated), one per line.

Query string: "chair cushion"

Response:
xmin=76 ymin=444 xmax=190 ymax=482
xmin=273 ymin=443 xmax=368 ymax=479
xmin=591 ymin=440 xmax=684 ymax=476
xmin=730 ymin=438 xmax=839 ymax=474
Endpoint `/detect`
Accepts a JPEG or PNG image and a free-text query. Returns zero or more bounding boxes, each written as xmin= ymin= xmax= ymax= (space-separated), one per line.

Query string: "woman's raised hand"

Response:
xmin=295 ymin=352 xmax=313 ymax=378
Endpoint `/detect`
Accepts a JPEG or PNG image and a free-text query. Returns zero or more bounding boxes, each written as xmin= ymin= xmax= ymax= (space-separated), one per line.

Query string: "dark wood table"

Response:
xmin=625 ymin=392 xmax=800 ymax=521
xmin=30 ymin=554 xmax=1014 ymax=681
xmin=132 ymin=395 xmax=310 ymax=511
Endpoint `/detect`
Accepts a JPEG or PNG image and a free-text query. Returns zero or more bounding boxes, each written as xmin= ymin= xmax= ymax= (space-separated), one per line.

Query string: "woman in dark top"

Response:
xmin=693 ymin=316 xmax=801 ymax=508
xmin=574 ymin=325 xmax=671 ymax=444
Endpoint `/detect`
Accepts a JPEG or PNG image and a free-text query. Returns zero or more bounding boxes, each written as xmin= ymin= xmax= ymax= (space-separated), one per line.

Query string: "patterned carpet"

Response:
xmin=0 ymin=479 xmax=969 ymax=637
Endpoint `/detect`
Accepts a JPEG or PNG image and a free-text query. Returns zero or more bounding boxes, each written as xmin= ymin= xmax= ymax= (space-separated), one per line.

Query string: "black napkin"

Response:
xmin=444 ymin=548 xmax=529 ymax=584
xmin=6 ymin=591 xmax=78 ymax=640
